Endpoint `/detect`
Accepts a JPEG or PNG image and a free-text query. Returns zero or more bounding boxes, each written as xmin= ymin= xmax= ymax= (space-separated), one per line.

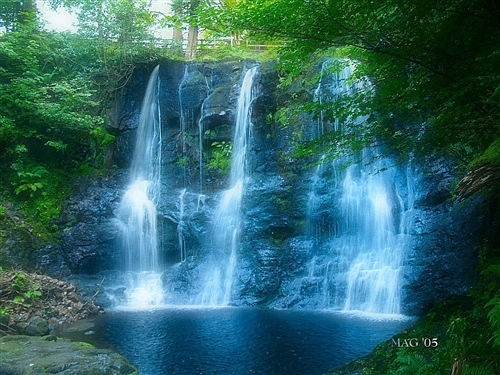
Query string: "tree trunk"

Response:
xmin=185 ymin=24 xmax=198 ymax=60
xmin=22 ymin=0 xmax=35 ymax=13
xmin=172 ymin=27 xmax=183 ymax=54
xmin=173 ymin=28 xmax=183 ymax=42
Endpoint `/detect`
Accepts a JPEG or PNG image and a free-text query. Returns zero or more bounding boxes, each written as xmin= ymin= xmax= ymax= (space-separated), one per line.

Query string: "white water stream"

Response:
xmin=303 ymin=60 xmax=414 ymax=315
xmin=116 ymin=66 xmax=164 ymax=309
xmin=197 ymin=66 xmax=259 ymax=306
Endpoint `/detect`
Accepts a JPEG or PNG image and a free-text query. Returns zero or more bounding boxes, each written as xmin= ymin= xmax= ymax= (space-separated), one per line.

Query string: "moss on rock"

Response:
xmin=0 ymin=335 xmax=138 ymax=375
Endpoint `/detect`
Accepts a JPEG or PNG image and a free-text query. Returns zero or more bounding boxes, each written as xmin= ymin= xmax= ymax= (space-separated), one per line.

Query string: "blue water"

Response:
xmin=69 ymin=308 xmax=410 ymax=375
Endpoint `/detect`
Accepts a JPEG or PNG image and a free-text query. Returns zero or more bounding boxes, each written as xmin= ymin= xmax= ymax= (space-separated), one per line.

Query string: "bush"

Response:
xmin=207 ymin=141 xmax=232 ymax=174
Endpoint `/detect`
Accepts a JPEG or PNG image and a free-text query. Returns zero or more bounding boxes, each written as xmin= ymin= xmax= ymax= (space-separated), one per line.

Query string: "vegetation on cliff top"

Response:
xmin=198 ymin=0 xmax=499 ymax=170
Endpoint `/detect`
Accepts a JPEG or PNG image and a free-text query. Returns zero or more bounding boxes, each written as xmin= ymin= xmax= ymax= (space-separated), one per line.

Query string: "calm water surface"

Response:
xmin=66 ymin=308 xmax=410 ymax=375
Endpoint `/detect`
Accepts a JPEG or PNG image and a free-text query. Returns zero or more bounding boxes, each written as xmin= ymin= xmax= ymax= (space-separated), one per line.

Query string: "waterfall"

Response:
xmin=313 ymin=61 xmax=327 ymax=138
xmin=339 ymin=152 xmax=408 ymax=315
xmin=312 ymin=59 xmax=358 ymax=138
xmin=178 ymin=66 xmax=189 ymax=185
xmin=306 ymin=155 xmax=326 ymax=240
xmin=198 ymin=76 xmax=210 ymax=193
xmin=197 ymin=66 xmax=259 ymax=306
xmin=301 ymin=60 xmax=413 ymax=315
xmin=177 ymin=188 xmax=187 ymax=262
xmin=116 ymin=65 xmax=164 ymax=309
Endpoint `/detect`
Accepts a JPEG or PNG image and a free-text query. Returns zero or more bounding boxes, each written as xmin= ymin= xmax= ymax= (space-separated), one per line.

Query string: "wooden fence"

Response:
xmin=154 ymin=37 xmax=283 ymax=51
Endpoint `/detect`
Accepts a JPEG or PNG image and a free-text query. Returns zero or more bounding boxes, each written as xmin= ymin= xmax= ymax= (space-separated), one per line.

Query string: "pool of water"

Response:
xmin=63 ymin=308 xmax=411 ymax=375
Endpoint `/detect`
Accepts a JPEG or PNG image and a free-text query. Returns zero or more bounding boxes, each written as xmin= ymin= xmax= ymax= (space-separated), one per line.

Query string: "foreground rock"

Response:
xmin=0 ymin=335 xmax=138 ymax=375
xmin=0 ymin=271 xmax=100 ymax=335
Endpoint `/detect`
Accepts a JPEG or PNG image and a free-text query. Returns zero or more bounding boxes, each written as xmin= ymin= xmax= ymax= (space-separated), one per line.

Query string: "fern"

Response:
xmin=486 ymin=296 xmax=500 ymax=347
xmin=463 ymin=365 xmax=494 ymax=375
xmin=391 ymin=352 xmax=433 ymax=375
xmin=11 ymin=163 xmax=49 ymax=198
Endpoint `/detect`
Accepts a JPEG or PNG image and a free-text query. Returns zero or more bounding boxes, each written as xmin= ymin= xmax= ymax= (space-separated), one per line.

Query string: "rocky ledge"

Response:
xmin=0 ymin=270 xmax=101 ymax=336
xmin=0 ymin=335 xmax=138 ymax=375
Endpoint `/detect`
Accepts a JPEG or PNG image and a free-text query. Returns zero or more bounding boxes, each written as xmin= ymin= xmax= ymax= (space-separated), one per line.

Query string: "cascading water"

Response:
xmin=306 ymin=155 xmax=327 ymax=240
xmin=300 ymin=60 xmax=414 ymax=315
xmin=178 ymin=66 xmax=189 ymax=185
xmin=313 ymin=61 xmax=327 ymax=138
xmin=337 ymin=152 xmax=413 ymax=315
xmin=312 ymin=59 xmax=358 ymax=138
xmin=116 ymin=65 xmax=164 ymax=309
xmin=177 ymin=188 xmax=187 ymax=262
xmin=198 ymin=76 xmax=210 ymax=193
xmin=111 ymin=60 xmax=411 ymax=316
xmin=197 ymin=66 xmax=259 ymax=306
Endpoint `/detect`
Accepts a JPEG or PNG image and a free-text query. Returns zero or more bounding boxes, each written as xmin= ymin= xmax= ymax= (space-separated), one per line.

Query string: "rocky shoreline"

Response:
xmin=0 ymin=335 xmax=138 ymax=375
xmin=0 ymin=270 xmax=138 ymax=375
xmin=0 ymin=270 xmax=101 ymax=335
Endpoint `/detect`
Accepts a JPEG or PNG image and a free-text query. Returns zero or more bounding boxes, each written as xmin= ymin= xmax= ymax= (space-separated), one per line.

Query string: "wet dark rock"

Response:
xmin=401 ymin=193 xmax=490 ymax=314
xmin=51 ymin=172 xmax=126 ymax=274
xmin=415 ymin=157 xmax=456 ymax=207
xmin=52 ymin=60 xmax=249 ymax=275
xmin=64 ymin=319 xmax=95 ymax=334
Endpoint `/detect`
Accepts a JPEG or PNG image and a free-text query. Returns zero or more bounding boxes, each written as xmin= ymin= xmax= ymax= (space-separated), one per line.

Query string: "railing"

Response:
xmin=153 ymin=37 xmax=283 ymax=51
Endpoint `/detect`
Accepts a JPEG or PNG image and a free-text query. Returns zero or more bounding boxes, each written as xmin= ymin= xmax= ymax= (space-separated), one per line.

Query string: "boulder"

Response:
xmin=24 ymin=316 xmax=49 ymax=336
xmin=0 ymin=335 xmax=138 ymax=375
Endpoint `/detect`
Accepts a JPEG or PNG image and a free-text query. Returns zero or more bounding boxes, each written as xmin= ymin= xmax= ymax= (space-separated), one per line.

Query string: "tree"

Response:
xmin=50 ymin=0 xmax=158 ymax=99
xmin=0 ymin=0 xmax=36 ymax=31
xmin=0 ymin=2 xmax=159 ymax=230
xmin=171 ymin=0 xmax=183 ymax=46
xmin=185 ymin=0 xmax=200 ymax=59
xmin=199 ymin=0 xmax=500 ymax=164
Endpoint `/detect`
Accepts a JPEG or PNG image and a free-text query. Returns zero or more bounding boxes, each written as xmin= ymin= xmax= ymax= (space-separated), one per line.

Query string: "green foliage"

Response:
xmin=0 ymin=0 xmax=20 ymax=32
xmin=196 ymin=39 xmax=277 ymax=61
xmin=90 ymin=127 xmax=115 ymax=149
xmin=200 ymin=0 xmax=500 ymax=169
xmin=177 ymin=156 xmax=189 ymax=167
xmin=0 ymin=0 xmax=35 ymax=32
xmin=11 ymin=163 xmax=48 ymax=198
xmin=204 ymin=129 xmax=216 ymax=138
xmin=469 ymin=138 xmax=500 ymax=169
xmin=463 ymin=365 xmax=494 ymax=375
xmin=0 ymin=26 xmax=104 ymax=169
xmin=389 ymin=352 xmax=433 ymax=375
xmin=207 ymin=140 xmax=232 ymax=174
xmin=485 ymin=293 xmax=500 ymax=348
xmin=12 ymin=272 xmax=42 ymax=304
xmin=51 ymin=0 xmax=155 ymax=43
xmin=0 ymin=7 xmax=158 ymax=236
xmin=12 ymin=272 xmax=28 ymax=291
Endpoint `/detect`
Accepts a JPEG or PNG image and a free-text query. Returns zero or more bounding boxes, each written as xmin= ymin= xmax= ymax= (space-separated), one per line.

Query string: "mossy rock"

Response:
xmin=0 ymin=335 xmax=138 ymax=375
xmin=469 ymin=137 xmax=500 ymax=169
xmin=24 ymin=316 xmax=49 ymax=336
